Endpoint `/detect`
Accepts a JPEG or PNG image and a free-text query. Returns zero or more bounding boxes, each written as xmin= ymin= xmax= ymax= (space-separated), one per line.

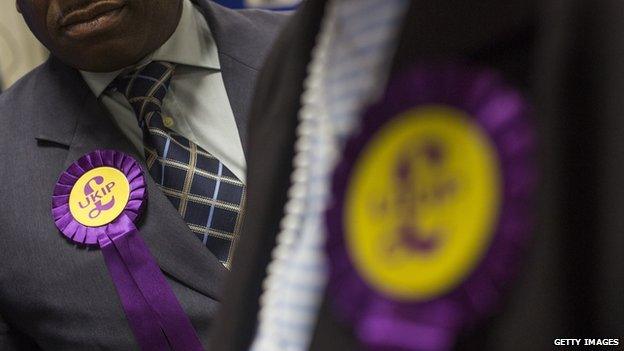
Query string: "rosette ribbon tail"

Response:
xmin=100 ymin=214 xmax=204 ymax=351
xmin=52 ymin=150 xmax=206 ymax=350
xmin=98 ymin=232 xmax=170 ymax=351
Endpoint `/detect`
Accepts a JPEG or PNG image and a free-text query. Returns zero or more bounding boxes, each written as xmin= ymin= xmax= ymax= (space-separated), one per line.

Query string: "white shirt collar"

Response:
xmin=80 ymin=0 xmax=220 ymax=97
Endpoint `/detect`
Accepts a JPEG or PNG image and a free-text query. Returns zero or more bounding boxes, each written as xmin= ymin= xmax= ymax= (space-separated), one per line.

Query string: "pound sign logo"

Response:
xmin=69 ymin=167 xmax=131 ymax=227
xmin=386 ymin=140 xmax=457 ymax=256
xmin=344 ymin=105 xmax=501 ymax=300
xmin=77 ymin=176 xmax=116 ymax=219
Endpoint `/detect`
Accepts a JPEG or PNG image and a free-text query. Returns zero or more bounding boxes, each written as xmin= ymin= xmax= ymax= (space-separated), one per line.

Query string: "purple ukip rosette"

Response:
xmin=326 ymin=63 xmax=537 ymax=351
xmin=51 ymin=149 xmax=204 ymax=351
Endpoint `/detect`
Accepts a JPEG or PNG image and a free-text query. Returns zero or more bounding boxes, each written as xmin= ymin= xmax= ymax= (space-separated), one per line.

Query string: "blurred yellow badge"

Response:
xmin=345 ymin=105 xmax=501 ymax=301
xmin=69 ymin=167 xmax=131 ymax=227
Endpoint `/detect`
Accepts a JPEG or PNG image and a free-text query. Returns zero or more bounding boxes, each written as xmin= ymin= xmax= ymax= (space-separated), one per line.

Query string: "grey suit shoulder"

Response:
xmin=195 ymin=0 xmax=290 ymax=71
xmin=0 ymin=2 xmax=288 ymax=350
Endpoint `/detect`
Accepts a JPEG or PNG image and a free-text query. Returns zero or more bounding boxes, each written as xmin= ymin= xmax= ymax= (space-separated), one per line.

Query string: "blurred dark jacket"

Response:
xmin=210 ymin=0 xmax=624 ymax=350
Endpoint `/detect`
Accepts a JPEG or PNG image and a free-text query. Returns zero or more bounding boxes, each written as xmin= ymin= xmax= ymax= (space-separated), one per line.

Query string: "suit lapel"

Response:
xmin=207 ymin=0 xmax=330 ymax=348
xmin=36 ymin=57 xmax=227 ymax=301
xmin=215 ymin=53 xmax=256 ymax=157
xmin=35 ymin=1 xmax=281 ymax=301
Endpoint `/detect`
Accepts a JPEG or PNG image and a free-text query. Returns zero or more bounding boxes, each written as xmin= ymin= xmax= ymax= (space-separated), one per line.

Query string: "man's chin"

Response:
xmin=58 ymin=50 xmax=145 ymax=73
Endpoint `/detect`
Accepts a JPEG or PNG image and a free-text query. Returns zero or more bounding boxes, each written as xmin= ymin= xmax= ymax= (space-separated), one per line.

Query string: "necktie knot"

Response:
xmin=112 ymin=61 xmax=176 ymax=126
xmin=108 ymin=60 xmax=244 ymax=266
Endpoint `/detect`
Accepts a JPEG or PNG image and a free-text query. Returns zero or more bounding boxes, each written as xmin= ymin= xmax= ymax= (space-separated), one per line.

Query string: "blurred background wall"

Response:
xmin=0 ymin=3 xmax=48 ymax=91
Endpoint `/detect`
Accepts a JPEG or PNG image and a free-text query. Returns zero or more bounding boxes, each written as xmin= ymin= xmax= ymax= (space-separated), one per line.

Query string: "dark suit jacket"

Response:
xmin=0 ymin=1 xmax=285 ymax=350
xmin=211 ymin=0 xmax=624 ymax=350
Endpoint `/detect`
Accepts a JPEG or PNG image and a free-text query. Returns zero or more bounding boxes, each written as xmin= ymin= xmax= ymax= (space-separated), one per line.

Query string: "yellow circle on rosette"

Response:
xmin=345 ymin=105 xmax=501 ymax=301
xmin=69 ymin=167 xmax=131 ymax=227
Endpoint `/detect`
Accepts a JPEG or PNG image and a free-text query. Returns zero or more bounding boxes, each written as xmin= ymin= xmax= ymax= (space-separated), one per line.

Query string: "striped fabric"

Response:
xmin=250 ymin=1 xmax=409 ymax=350
xmin=113 ymin=61 xmax=245 ymax=267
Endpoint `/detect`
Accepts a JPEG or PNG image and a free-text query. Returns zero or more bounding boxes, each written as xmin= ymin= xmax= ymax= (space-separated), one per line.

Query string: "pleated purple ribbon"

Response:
xmin=326 ymin=63 xmax=537 ymax=350
xmin=51 ymin=149 xmax=204 ymax=351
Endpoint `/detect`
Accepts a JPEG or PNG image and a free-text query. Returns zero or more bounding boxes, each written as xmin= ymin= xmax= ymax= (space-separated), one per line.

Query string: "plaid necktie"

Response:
xmin=113 ymin=61 xmax=245 ymax=267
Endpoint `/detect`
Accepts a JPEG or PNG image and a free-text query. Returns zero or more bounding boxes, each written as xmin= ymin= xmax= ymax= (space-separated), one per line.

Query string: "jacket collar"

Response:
xmin=30 ymin=2 xmax=261 ymax=299
xmin=80 ymin=0 xmax=221 ymax=98
xmin=36 ymin=0 xmax=264 ymax=156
